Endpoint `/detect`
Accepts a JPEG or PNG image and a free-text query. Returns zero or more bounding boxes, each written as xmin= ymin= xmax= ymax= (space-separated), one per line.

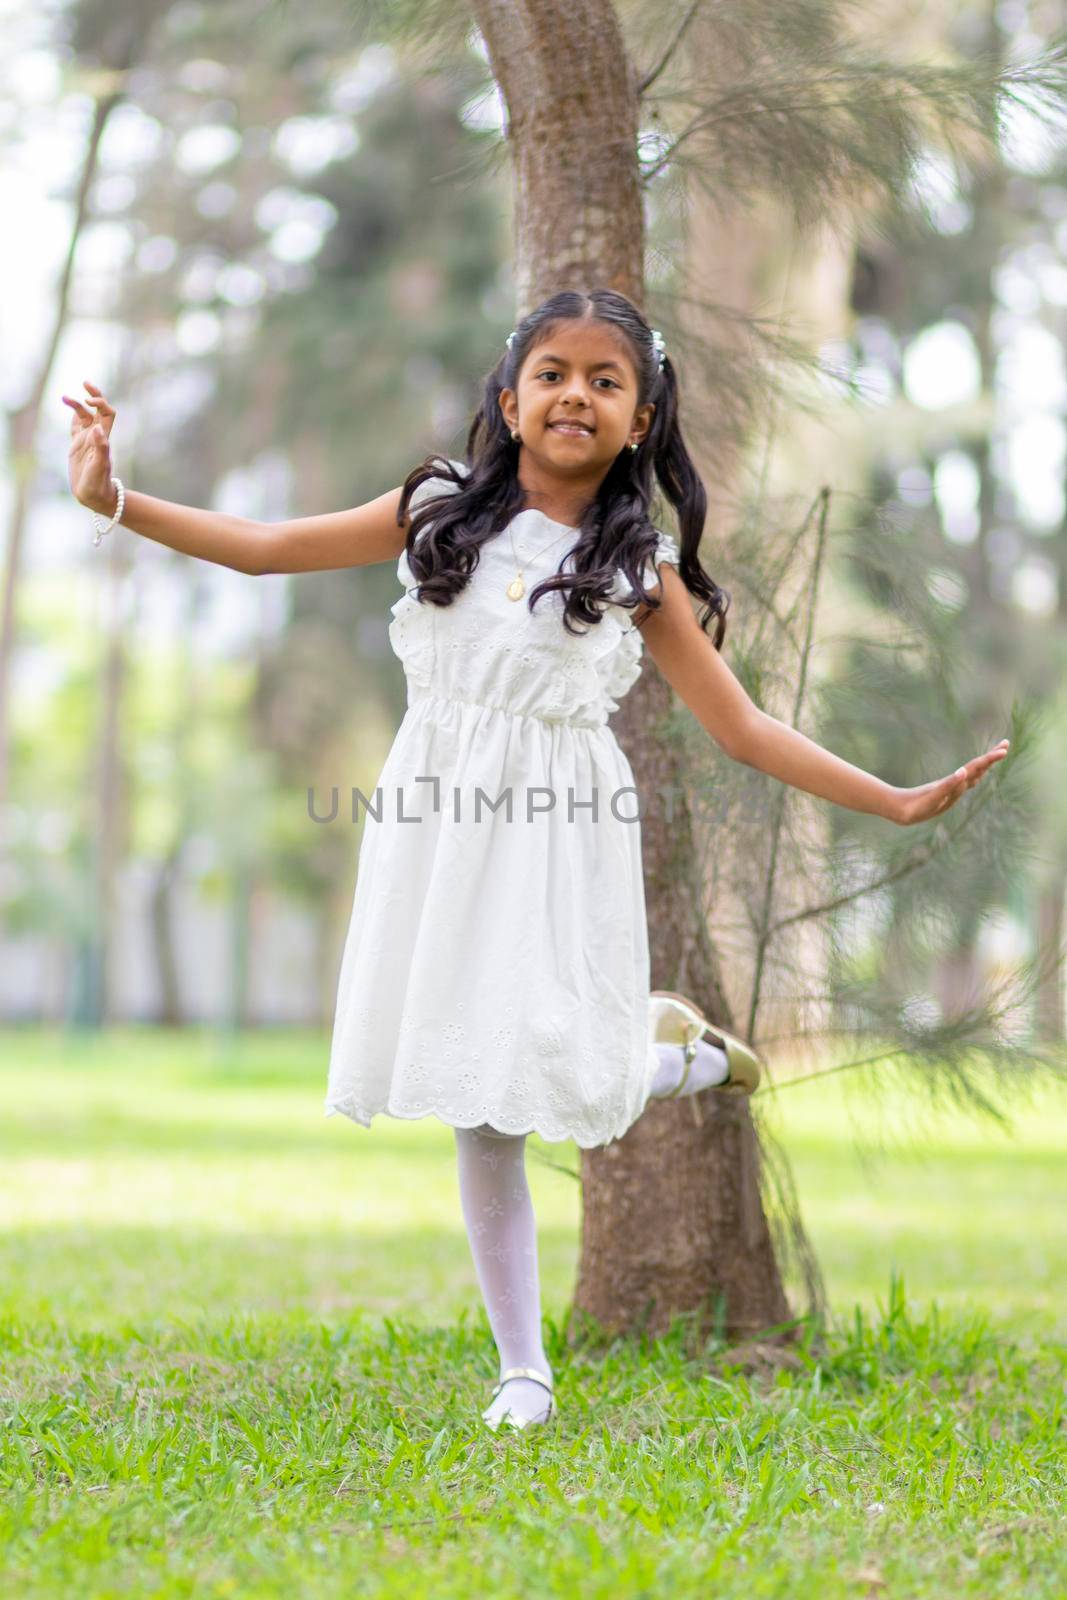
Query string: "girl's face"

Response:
xmin=499 ymin=320 xmax=655 ymax=478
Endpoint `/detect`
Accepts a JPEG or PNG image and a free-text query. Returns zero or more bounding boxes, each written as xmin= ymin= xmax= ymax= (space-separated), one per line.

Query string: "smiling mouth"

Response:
xmin=550 ymin=423 xmax=594 ymax=436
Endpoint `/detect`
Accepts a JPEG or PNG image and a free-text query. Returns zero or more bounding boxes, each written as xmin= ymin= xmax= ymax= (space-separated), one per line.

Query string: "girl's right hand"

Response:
xmin=61 ymin=380 xmax=118 ymax=515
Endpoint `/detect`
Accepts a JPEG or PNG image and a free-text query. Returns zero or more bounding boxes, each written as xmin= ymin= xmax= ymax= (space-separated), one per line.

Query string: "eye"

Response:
xmin=535 ymin=370 xmax=619 ymax=389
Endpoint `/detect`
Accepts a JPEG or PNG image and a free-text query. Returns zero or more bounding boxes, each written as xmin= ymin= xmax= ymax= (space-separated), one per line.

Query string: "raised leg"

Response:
xmin=648 ymin=1037 xmax=730 ymax=1098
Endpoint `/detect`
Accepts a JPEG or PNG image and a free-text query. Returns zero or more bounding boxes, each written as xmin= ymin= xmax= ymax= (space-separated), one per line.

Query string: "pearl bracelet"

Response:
xmin=90 ymin=477 xmax=125 ymax=546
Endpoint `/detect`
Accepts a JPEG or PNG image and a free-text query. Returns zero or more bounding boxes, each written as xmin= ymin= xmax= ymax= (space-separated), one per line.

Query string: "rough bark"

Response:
xmin=470 ymin=0 xmax=644 ymax=310
xmin=580 ymin=668 xmax=794 ymax=1343
xmin=471 ymin=0 xmax=794 ymax=1343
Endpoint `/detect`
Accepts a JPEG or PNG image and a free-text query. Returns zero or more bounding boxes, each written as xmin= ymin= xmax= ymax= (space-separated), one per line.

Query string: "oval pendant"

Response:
xmin=506 ymin=576 xmax=525 ymax=601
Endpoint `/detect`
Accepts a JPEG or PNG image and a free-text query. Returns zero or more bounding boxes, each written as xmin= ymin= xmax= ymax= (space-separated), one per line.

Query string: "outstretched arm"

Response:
xmin=63 ymin=381 xmax=408 ymax=575
xmin=730 ymin=706 xmax=1008 ymax=824
xmin=638 ymin=565 xmax=1008 ymax=826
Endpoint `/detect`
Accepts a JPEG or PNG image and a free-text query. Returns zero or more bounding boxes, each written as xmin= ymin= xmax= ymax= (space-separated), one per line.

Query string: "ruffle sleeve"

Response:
xmin=609 ymin=527 xmax=681 ymax=609
xmin=593 ymin=530 xmax=683 ymax=706
xmin=645 ymin=528 xmax=680 ymax=584
xmin=389 ymin=459 xmax=468 ymax=693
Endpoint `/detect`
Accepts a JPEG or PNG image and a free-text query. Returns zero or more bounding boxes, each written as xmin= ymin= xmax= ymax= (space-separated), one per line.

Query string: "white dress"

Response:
xmin=324 ymin=460 xmax=681 ymax=1149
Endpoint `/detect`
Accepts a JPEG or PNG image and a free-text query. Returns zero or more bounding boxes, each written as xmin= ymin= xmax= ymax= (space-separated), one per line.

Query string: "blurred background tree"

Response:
xmin=0 ymin=0 xmax=1065 ymax=1335
xmin=2 ymin=0 xmax=507 ymax=1025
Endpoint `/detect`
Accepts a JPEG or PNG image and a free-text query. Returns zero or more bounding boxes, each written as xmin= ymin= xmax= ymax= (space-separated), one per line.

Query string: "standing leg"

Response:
xmin=454 ymin=1122 xmax=553 ymax=1427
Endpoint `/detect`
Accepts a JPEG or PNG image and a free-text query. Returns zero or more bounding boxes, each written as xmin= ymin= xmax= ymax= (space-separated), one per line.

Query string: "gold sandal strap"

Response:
xmin=493 ymin=1366 xmax=554 ymax=1396
xmin=665 ymin=1024 xmax=707 ymax=1094
xmin=664 ymin=1055 xmax=693 ymax=1097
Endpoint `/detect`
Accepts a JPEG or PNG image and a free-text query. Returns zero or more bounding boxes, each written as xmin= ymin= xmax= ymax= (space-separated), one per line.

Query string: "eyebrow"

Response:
xmin=535 ymin=353 xmax=627 ymax=374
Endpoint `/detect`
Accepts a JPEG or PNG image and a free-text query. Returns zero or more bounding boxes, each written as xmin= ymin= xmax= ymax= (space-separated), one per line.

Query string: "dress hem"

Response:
xmin=323 ymin=1095 xmax=642 ymax=1150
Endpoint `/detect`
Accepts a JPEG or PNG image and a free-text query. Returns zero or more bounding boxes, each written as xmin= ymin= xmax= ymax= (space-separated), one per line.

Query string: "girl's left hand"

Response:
xmin=892 ymin=739 xmax=1010 ymax=826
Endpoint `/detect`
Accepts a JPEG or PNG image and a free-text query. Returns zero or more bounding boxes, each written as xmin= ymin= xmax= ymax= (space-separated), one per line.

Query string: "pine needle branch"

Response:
xmin=635 ymin=0 xmax=705 ymax=96
xmin=766 ymin=702 xmax=1032 ymax=939
xmin=748 ymin=488 xmax=833 ymax=1038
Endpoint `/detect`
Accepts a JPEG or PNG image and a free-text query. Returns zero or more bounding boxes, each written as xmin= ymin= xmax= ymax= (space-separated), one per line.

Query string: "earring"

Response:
xmin=628 ymin=441 xmax=639 ymax=452
xmin=511 ymin=429 xmax=521 ymax=442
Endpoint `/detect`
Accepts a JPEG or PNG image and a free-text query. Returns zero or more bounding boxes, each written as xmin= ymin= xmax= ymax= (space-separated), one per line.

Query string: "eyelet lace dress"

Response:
xmin=324 ymin=460 xmax=682 ymax=1148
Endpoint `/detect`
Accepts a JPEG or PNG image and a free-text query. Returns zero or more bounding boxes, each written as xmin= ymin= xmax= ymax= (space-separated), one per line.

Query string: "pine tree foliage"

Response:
xmin=624 ymin=1 xmax=1067 ymax=228
xmin=671 ymin=471 xmax=1062 ymax=1115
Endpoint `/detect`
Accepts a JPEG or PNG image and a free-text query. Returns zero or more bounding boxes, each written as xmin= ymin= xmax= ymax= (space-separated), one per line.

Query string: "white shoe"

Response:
xmin=649 ymin=989 xmax=763 ymax=1096
xmin=481 ymin=1366 xmax=556 ymax=1433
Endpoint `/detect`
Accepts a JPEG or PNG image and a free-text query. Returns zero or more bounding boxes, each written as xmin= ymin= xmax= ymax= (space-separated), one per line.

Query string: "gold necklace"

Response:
xmin=505 ymin=515 xmax=576 ymax=601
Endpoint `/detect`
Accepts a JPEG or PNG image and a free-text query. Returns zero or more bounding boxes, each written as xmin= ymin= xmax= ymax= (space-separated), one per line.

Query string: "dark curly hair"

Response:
xmin=397 ymin=288 xmax=730 ymax=647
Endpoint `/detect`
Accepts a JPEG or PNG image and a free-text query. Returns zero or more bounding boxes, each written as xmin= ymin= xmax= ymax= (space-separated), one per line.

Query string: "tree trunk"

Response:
xmin=148 ymin=562 xmax=207 ymax=1026
xmin=227 ymin=861 xmax=253 ymax=1033
xmin=471 ymin=0 xmax=794 ymax=1343
xmin=678 ymin=0 xmax=862 ymax=1054
xmin=934 ymin=940 xmax=982 ymax=1020
xmin=471 ymin=0 xmax=645 ymax=309
xmin=0 ymin=87 xmax=122 ymax=814
xmin=93 ymin=530 xmax=133 ymax=1025
xmin=0 ymin=0 xmax=175 ymax=813
xmin=149 ymin=849 xmax=185 ymax=1027
xmin=1035 ymin=866 xmax=1066 ymax=1044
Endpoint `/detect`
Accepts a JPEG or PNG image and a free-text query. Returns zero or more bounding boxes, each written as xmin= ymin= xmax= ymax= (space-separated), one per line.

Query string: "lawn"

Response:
xmin=0 ymin=1026 xmax=1063 ymax=1598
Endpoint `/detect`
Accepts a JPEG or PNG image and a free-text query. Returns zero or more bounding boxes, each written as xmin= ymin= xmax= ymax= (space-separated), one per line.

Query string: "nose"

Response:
xmin=560 ymin=382 xmax=591 ymax=409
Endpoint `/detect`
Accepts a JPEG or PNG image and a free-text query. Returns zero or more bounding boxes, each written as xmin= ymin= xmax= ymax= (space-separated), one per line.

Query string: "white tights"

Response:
xmin=454 ymin=1122 xmax=553 ymax=1428
xmin=454 ymin=1036 xmax=728 ymax=1427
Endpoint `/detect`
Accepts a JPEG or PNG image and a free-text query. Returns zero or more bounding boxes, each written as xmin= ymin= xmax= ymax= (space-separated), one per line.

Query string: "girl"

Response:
xmin=64 ymin=288 xmax=1008 ymax=1434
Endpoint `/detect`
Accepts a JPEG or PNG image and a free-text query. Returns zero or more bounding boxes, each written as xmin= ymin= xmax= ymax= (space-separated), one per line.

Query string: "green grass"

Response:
xmin=0 ymin=1026 xmax=1064 ymax=1598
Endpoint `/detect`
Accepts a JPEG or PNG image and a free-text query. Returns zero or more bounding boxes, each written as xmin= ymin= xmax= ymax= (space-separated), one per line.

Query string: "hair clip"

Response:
xmin=505 ymin=331 xmax=516 ymax=350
